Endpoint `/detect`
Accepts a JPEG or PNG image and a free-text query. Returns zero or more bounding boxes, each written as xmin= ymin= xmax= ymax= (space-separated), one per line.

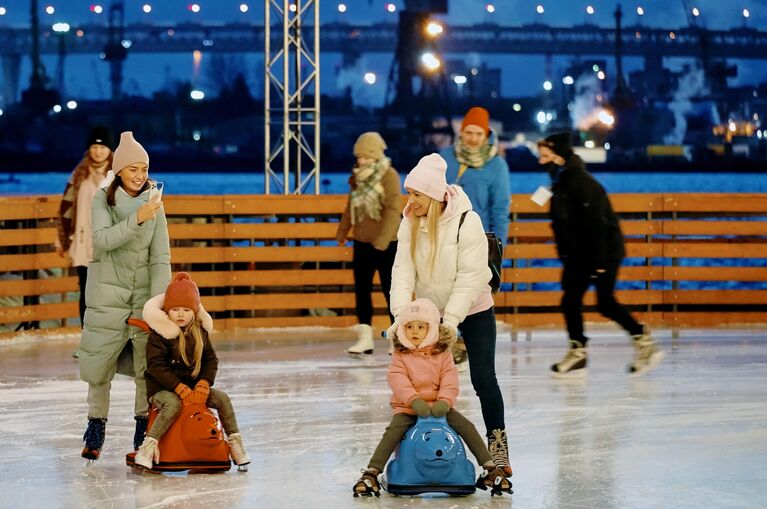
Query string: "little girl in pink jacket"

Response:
xmin=352 ymin=298 xmax=512 ymax=497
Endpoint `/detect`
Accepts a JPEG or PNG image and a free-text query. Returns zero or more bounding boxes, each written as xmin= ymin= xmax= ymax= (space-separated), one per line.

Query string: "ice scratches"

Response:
xmin=139 ymin=487 xmax=249 ymax=509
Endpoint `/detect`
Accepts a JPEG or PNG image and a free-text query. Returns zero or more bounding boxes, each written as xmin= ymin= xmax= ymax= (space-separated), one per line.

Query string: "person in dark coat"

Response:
xmin=537 ymin=132 xmax=663 ymax=377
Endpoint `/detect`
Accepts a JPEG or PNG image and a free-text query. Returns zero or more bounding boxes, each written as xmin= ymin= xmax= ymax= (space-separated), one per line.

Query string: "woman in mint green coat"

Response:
xmin=79 ymin=132 xmax=171 ymax=461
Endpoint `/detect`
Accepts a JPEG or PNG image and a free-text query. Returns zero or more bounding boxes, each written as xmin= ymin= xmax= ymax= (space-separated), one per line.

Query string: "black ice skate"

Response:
xmin=352 ymin=469 xmax=381 ymax=497
xmin=82 ymin=417 xmax=107 ymax=461
xmin=133 ymin=416 xmax=148 ymax=451
xmin=475 ymin=465 xmax=513 ymax=496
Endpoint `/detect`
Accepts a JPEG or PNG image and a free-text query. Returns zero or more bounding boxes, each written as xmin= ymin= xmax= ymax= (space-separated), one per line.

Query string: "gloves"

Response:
xmin=174 ymin=383 xmax=193 ymax=403
xmin=431 ymin=400 xmax=450 ymax=418
xmin=190 ymin=380 xmax=210 ymax=404
xmin=385 ymin=320 xmax=399 ymax=341
xmin=439 ymin=320 xmax=458 ymax=346
xmin=410 ymin=398 xmax=431 ymax=418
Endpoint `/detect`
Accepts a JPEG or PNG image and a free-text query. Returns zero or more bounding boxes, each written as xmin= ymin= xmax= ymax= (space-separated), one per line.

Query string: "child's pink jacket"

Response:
xmin=387 ymin=344 xmax=459 ymax=415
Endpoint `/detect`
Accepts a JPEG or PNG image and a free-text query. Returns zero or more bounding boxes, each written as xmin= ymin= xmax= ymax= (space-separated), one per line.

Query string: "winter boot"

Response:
xmin=82 ymin=417 xmax=107 ymax=460
xmin=352 ymin=468 xmax=381 ymax=497
xmin=551 ymin=340 xmax=588 ymax=378
xmin=133 ymin=416 xmax=148 ymax=451
xmin=476 ymin=464 xmax=513 ymax=496
xmin=134 ymin=437 xmax=160 ymax=470
xmin=487 ymin=429 xmax=513 ymax=476
xmin=347 ymin=324 xmax=374 ymax=355
xmin=629 ymin=327 xmax=665 ymax=376
xmin=227 ymin=433 xmax=251 ymax=471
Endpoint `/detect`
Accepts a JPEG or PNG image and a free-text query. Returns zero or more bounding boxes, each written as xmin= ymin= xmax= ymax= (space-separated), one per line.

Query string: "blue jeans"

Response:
xmin=458 ymin=307 xmax=505 ymax=435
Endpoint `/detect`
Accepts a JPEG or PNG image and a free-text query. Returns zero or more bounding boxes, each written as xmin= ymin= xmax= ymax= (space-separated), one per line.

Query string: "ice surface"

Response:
xmin=1 ymin=326 xmax=766 ymax=509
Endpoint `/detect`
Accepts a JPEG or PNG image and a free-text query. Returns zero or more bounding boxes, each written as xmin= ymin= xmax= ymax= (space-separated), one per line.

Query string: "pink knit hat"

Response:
xmin=396 ymin=298 xmax=441 ymax=350
xmin=403 ymin=153 xmax=448 ymax=202
xmin=112 ymin=131 xmax=149 ymax=175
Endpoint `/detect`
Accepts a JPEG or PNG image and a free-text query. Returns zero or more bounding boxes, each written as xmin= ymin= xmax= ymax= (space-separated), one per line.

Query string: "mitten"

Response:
xmin=439 ymin=322 xmax=458 ymax=346
xmin=431 ymin=400 xmax=450 ymax=418
xmin=191 ymin=380 xmax=210 ymax=404
xmin=410 ymin=398 xmax=431 ymax=418
xmin=174 ymin=383 xmax=193 ymax=403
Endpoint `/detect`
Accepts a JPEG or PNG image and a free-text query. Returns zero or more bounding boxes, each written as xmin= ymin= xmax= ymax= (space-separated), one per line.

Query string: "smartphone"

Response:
xmin=149 ymin=181 xmax=164 ymax=201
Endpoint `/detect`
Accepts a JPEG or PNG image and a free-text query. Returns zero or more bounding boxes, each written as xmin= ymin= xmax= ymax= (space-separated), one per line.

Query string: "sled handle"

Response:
xmin=126 ymin=318 xmax=151 ymax=333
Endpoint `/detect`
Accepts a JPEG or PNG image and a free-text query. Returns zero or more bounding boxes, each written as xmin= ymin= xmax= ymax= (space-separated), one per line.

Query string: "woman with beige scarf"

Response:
xmin=336 ymin=132 xmax=403 ymax=355
xmin=56 ymin=126 xmax=115 ymax=325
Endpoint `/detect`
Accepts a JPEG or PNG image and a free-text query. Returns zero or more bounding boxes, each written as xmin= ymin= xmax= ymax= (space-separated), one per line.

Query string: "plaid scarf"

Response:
xmin=454 ymin=131 xmax=498 ymax=171
xmin=57 ymin=153 xmax=110 ymax=251
xmin=350 ymin=157 xmax=390 ymax=224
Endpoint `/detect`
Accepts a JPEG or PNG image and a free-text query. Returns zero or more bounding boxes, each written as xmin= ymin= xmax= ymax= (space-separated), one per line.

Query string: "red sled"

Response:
xmin=125 ymin=403 xmax=231 ymax=473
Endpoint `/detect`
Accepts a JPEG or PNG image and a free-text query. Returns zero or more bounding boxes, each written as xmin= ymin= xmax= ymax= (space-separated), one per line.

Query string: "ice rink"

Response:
xmin=1 ymin=326 xmax=765 ymax=509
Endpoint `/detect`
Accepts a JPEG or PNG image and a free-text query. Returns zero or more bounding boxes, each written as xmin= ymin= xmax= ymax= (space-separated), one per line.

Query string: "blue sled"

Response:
xmin=382 ymin=416 xmax=476 ymax=496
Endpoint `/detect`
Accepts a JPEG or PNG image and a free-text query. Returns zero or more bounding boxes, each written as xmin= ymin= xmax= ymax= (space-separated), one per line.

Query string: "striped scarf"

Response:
xmin=350 ymin=157 xmax=390 ymax=224
xmin=454 ymin=132 xmax=498 ymax=170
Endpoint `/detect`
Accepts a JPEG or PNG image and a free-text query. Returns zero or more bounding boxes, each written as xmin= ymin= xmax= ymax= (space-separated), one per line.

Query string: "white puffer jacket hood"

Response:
xmin=391 ymin=185 xmax=492 ymax=325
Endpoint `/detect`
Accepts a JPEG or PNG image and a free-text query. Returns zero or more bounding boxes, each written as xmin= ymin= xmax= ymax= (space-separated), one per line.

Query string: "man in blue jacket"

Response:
xmin=440 ymin=107 xmax=510 ymax=249
xmin=440 ymin=107 xmax=510 ymax=370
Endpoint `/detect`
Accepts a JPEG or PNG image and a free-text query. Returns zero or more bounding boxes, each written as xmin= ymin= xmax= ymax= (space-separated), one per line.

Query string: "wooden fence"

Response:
xmin=1 ymin=193 xmax=766 ymax=334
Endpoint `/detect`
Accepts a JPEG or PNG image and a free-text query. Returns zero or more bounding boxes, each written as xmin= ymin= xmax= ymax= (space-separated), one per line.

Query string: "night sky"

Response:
xmin=1 ymin=0 xmax=766 ymax=104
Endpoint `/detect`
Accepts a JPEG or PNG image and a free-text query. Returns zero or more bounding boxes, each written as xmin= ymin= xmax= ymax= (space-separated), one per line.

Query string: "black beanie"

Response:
xmin=537 ymin=131 xmax=573 ymax=159
xmin=86 ymin=126 xmax=115 ymax=151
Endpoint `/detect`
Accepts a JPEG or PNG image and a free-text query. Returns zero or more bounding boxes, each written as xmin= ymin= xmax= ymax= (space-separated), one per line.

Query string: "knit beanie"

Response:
xmin=461 ymin=106 xmax=490 ymax=135
xmin=403 ymin=153 xmax=448 ymax=202
xmin=86 ymin=126 xmax=115 ymax=151
xmin=353 ymin=132 xmax=387 ymax=160
xmin=538 ymin=131 xmax=573 ymax=159
xmin=396 ymin=298 xmax=441 ymax=350
xmin=112 ymin=131 xmax=149 ymax=175
xmin=163 ymin=272 xmax=201 ymax=313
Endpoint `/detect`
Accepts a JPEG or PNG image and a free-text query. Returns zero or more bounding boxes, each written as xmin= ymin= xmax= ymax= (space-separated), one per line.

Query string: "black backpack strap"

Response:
xmin=456 ymin=211 xmax=468 ymax=242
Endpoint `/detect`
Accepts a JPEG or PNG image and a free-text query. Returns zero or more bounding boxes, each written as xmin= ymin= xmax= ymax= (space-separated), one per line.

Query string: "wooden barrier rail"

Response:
xmin=1 ymin=193 xmax=766 ymax=333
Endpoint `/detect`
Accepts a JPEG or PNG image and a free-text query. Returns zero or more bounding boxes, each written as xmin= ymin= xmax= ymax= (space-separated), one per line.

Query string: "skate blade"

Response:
xmin=347 ymin=349 xmax=373 ymax=356
xmin=551 ymin=368 xmax=587 ymax=379
xmin=629 ymin=350 xmax=665 ymax=377
xmin=236 ymin=464 xmax=249 ymax=473
xmin=131 ymin=465 xmax=161 ymax=475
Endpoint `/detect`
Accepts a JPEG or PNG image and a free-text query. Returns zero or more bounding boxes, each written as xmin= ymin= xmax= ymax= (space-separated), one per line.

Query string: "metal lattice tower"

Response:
xmin=264 ymin=0 xmax=320 ymax=194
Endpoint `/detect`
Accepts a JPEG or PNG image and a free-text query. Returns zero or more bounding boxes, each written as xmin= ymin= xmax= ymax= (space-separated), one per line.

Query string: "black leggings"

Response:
xmin=352 ymin=240 xmax=397 ymax=325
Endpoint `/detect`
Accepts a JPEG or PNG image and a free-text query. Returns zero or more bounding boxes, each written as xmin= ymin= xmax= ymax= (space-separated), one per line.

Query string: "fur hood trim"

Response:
xmin=142 ymin=294 xmax=213 ymax=339
xmin=391 ymin=324 xmax=455 ymax=354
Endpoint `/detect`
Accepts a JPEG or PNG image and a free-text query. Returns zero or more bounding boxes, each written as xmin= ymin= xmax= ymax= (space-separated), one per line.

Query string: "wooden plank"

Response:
xmin=663 ymin=290 xmax=767 ymax=305
xmin=663 ymin=243 xmax=767 ymax=258
xmin=504 ymin=290 xmax=663 ymax=307
xmin=502 ymin=311 xmax=664 ymax=328
xmin=200 ymin=292 xmax=389 ymax=312
xmin=168 ymin=222 xmax=341 ymax=240
xmin=171 ymin=246 xmax=353 ymax=263
xmin=190 ymin=269 xmax=359 ymax=287
xmin=503 ymin=266 xmax=660 ymax=284
xmin=664 ymin=311 xmax=767 ymax=326
xmin=0 ymin=253 xmax=68 ymax=271
xmin=662 ymin=267 xmax=767 ymax=281
xmin=664 ymin=194 xmax=767 ymax=213
xmin=0 ymin=228 xmax=58 ymax=247
xmin=0 ymin=301 xmax=77 ymax=324
xmin=219 ymin=195 xmax=349 ymax=215
xmin=662 ymin=221 xmax=767 ymax=236
xmin=0 ymin=197 xmax=59 ymax=220
xmin=0 ymin=276 xmax=78 ymax=297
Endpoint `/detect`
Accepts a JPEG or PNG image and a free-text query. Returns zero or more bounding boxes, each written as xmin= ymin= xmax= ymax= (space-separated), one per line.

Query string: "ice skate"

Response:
xmin=133 ymin=416 xmax=148 ymax=451
xmin=475 ymin=465 xmax=513 ymax=496
xmin=82 ymin=417 xmax=107 ymax=461
xmin=629 ymin=328 xmax=665 ymax=376
xmin=227 ymin=433 xmax=250 ymax=472
xmin=347 ymin=324 xmax=374 ymax=355
xmin=352 ymin=469 xmax=381 ymax=497
xmin=487 ymin=428 xmax=513 ymax=476
xmin=134 ymin=437 xmax=160 ymax=470
xmin=551 ymin=340 xmax=588 ymax=378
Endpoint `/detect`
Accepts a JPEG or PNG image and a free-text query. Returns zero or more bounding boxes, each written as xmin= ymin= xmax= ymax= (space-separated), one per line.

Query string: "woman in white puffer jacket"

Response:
xmin=389 ymin=153 xmax=512 ymax=476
